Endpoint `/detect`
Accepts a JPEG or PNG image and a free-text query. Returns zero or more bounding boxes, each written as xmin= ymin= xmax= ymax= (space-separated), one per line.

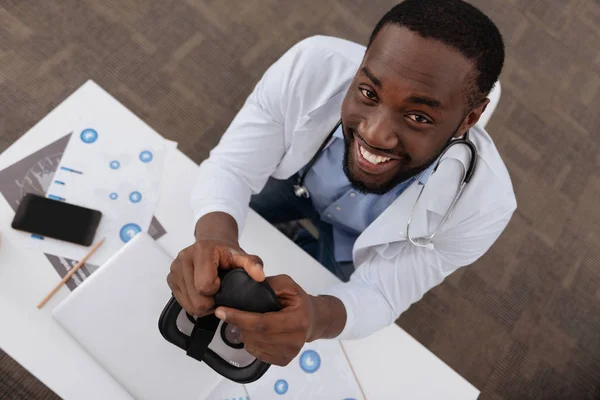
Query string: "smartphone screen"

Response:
xmin=11 ymin=193 xmax=102 ymax=246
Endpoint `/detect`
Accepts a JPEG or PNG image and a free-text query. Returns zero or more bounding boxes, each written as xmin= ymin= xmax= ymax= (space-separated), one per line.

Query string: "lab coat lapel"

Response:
xmin=353 ymin=181 xmax=430 ymax=258
xmin=294 ymin=88 xmax=349 ymax=157
xmin=275 ymin=88 xmax=348 ymax=179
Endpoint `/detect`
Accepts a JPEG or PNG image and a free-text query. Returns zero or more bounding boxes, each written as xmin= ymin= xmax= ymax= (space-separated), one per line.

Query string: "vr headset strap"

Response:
xmin=186 ymin=314 xmax=220 ymax=361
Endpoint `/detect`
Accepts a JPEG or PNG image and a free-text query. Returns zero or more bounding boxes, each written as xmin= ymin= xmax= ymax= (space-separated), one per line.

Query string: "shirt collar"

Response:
xmin=332 ymin=123 xmax=344 ymax=139
xmin=416 ymin=161 xmax=437 ymax=185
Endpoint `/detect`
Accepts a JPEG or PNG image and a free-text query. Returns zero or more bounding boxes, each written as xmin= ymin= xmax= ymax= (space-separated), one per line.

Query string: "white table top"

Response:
xmin=0 ymin=81 xmax=479 ymax=399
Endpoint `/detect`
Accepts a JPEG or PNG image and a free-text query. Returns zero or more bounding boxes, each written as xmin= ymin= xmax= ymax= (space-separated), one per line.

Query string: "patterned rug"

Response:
xmin=1 ymin=0 xmax=599 ymax=398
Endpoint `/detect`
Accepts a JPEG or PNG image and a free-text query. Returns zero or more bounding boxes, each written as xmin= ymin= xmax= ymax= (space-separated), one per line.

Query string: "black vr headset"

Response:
xmin=159 ymin=268 xmax=281 ymax=383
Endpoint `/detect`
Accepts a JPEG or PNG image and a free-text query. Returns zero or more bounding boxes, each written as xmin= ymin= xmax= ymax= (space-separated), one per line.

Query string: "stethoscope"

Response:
xmin=293 ymin=120 xmax=478 ymax=247
xmin=293 ymin=120 xmax=342 ymax=199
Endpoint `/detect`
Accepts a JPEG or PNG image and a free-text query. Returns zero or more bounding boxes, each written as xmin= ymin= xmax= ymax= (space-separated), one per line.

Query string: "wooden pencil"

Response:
xmin=37 ymin=238 xmax=105 ymax=309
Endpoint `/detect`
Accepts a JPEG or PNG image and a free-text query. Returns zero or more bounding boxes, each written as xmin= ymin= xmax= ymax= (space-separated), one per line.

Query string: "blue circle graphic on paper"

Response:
xmin=109 ymin=160 xmax=120 ymax=169
xmin=80 ymin=129 xmax=98 ymax=144
xmin=129 ymin=191 xmax=142 ymax=203
xmin=299 ymin=349 xmax=321 ymax=373
xmin=274 ymin=379 xmax=288 ymax=395
xmin=109 ymin=192 xmax=118 ymax=200
xmin=120 ymin=223 xmax=141 ymax=243
xmin=139 ymin=150 xmax=153 ymax=163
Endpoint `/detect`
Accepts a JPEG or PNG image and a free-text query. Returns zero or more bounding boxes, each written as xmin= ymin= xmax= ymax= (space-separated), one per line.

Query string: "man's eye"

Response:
xmin=407 ymin=114 xmax=431 ymax=124
xmin=360 ymin=88 xmax=377 ymax=101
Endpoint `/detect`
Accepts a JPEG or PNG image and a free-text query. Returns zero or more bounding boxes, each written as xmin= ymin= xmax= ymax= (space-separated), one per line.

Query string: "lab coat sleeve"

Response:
xmin=323 ymin=202 xmax=515 ymax=340
xmin=190 ymin=39 xmax=307 ymax=235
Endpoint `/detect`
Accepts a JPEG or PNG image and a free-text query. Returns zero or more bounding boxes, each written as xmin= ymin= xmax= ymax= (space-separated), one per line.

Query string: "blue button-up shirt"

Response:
xmin=302 ymin=124 xmax=435 ymax=262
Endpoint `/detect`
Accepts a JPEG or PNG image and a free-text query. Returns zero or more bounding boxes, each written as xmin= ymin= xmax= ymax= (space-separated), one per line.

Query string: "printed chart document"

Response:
xmin=43 ymin=123 xmax=175 ymax=265
xmin=1 ymin=80 xmax=176 ymax=266
xmin=0 ymin=134 xmax=168 ymax=289
xmin=245 ymin=340 xmax=364 ymax=399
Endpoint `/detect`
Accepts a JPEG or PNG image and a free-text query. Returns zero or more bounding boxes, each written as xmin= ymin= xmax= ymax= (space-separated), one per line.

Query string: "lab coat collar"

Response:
xmin=295 ymin=83 xmax=350 ymax=145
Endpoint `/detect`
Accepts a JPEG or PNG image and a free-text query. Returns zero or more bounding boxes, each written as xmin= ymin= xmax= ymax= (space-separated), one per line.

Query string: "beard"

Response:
xmin=341 ymin=130 xmax=454 ymax=196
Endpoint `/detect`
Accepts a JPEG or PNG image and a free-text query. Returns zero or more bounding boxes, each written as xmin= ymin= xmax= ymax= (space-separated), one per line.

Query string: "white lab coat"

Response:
xmin=191 ymin=36 xmax=517 ymax=340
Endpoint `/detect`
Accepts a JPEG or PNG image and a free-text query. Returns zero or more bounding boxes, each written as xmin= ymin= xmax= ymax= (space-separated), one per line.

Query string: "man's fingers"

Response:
xmin=243 ymin=343 xmax=291 ymax=366
xmin=181 ymin=252 xmax=211 ymax=312
xmin=171 ymin=253 xmax=214 ymax=316
xmin=192 ymin=245 xmax=220 ymax=295
xmin=265 ymin=274 xmax=299 ymax=294
xmin=173 ymin=288 xmax=196 ymax=316
xmin=215 ymin=307 xmax=266 ymax=331
xmin=245 ymin=343 xmax=294 ymax=367
xmin=243 ymin=344 xmax=275 ymax=364
xmin=191 ymin=244 xmax=264 ymax=294
xmin=241 ymin=330 xmax=301 ymax=347
xmin=167 ymin=271 xmax=197 ymax=316
xmin=221 ymin=248 xmax=265 ymax=282
xmin=215 ymin=307 xmax=299 ymax=333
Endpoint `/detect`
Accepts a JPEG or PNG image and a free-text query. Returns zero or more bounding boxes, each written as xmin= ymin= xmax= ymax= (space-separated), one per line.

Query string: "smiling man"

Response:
xmin=168 ymin=0 xmax=516 ymax=366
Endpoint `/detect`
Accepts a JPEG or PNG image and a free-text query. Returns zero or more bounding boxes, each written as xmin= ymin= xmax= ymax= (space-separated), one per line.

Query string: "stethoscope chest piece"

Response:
xmin=293 ymin=184 xmax=310 ymax=199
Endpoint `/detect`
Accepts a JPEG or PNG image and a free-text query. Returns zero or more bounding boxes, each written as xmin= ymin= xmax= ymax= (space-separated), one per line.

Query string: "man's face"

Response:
xmin=340 ymin=24 xmax=483 ymax=194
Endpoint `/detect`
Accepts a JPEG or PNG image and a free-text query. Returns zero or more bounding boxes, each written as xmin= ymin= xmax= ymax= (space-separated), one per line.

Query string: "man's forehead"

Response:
xmin=364 ymin=25 xmax=474 ymax=94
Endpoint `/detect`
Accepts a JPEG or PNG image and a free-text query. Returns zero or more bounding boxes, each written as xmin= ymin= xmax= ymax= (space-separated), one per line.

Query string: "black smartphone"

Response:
xmin=11 ymin=193 xmax=102 ymax=246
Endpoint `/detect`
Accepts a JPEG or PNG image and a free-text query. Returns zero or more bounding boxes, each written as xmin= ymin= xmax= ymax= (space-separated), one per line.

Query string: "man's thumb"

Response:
xmin=228 ymin=249 xmax=265 ymax=282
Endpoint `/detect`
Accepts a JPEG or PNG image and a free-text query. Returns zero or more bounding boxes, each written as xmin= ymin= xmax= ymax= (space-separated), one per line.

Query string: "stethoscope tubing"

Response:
xmin=293 ymin=122 xmax=477 ymax=247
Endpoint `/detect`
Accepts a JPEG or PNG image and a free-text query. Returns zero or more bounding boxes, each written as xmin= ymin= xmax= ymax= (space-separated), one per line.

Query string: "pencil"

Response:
xmin=340 ymin=340 xmax=368 ymax=400
xmin=37 ymin=238 xmax=105 ymax=309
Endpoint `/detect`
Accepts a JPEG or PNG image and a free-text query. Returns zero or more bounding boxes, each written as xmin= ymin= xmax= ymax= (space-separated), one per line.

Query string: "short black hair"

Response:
xmin=368 ymin=0 xmax=505 ymax=109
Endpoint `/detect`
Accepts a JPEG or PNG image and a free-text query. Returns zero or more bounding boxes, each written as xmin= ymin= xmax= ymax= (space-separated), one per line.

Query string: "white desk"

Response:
xmin=0 ymin=81 xmax=479 ymax=399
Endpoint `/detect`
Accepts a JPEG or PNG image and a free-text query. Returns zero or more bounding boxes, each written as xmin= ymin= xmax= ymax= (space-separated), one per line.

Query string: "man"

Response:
xmin=168 ymin=0 xmax=516 ymax=366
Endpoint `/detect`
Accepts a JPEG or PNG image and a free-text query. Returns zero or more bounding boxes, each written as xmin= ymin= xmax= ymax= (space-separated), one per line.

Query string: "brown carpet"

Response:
xmin=1 ymin=0 xmax=599 ymax=399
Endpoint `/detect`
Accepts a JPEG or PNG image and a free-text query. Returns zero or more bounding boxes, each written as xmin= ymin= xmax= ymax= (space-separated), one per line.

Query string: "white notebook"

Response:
xmin=52 ymin=233 xmax=223 ymax=400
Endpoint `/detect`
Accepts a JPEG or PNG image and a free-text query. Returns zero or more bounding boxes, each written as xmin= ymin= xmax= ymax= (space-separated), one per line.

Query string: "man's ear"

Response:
xmin=454 ymin=98 xmax=490 ymax=137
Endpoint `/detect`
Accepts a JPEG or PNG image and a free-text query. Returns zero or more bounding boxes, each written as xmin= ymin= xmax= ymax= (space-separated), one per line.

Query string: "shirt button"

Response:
xmin=327 ymin=213 xmax=332 ymax=218
xmin=349 ymin=192 xmax=356 ymax=198
xmin=336 ymin=206 xmax=342 ymax=211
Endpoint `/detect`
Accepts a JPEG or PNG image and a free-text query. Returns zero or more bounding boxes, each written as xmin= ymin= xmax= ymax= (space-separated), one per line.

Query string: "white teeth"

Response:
xmin=359 ymin=145 xmax=391 ymax=165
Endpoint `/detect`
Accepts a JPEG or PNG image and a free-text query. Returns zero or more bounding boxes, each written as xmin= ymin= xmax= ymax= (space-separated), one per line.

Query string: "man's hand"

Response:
xmin=167 ymin=238 xmax=265 ymax=317
xmin=214 ymin=275 xmax=347 ymax=366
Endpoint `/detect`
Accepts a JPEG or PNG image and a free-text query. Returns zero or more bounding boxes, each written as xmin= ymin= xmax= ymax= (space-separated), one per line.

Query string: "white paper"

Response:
xmin=245 ymin=340 xmax=364 ymax=400
xmin=12 ymin=118 xmax=175 ymax=265
xmin=205 ymin=378 xmax=248 ymax=400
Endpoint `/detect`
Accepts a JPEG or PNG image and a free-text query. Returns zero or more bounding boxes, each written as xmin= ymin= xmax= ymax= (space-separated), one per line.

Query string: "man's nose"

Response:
xmin=358 ymin=113 xmax=398 ymax=150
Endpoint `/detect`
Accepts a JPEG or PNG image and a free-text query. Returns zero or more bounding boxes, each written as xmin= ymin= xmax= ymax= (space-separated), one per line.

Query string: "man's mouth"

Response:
xmin=359 ymin=145 xmax=392 ymax=164
xmin=354 ymin=139 xmax=400 ymax=175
